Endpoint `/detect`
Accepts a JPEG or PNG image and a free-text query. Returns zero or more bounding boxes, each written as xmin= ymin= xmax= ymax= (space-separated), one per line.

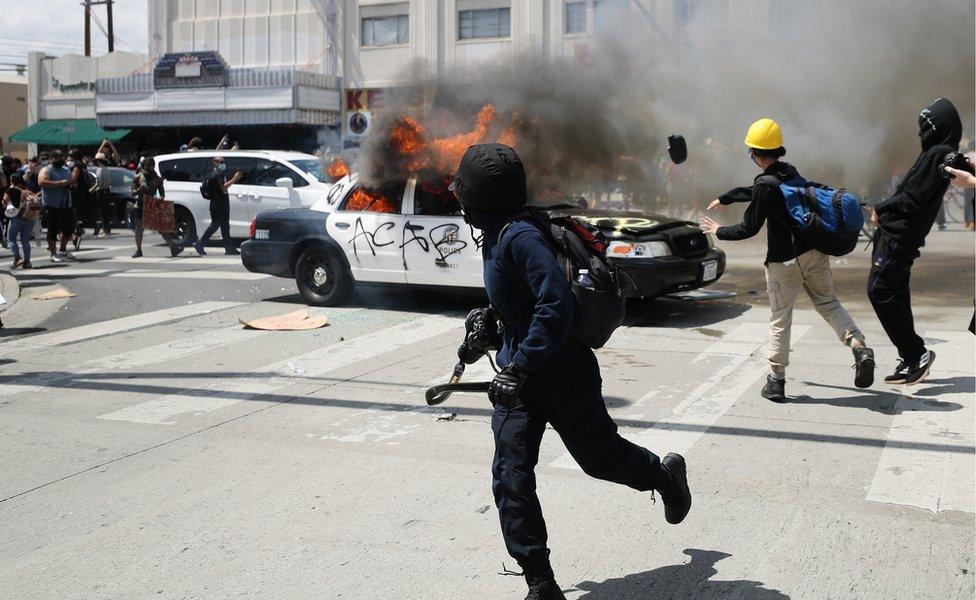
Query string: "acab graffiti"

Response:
xmin=344 ymin=216 xmax=482 ymax=270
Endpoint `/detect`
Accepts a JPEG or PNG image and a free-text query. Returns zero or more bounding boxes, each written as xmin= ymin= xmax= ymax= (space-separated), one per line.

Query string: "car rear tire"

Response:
xmin=172 ymin=207 xmax=196 ymax=247
xmin=296 ymin=247 xmax=353 ymax=306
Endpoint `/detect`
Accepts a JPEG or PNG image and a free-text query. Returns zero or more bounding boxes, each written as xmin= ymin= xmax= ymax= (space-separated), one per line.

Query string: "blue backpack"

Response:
xmin=757 ymin=175 xmax=864 ymax=256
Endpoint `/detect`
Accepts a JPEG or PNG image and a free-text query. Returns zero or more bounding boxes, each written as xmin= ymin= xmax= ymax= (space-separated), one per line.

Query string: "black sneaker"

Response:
xmin=659 ymin=453 xmax=692 ymax=525
xmin=761 ymin=375 xmax=786 ymax=402
xmin=883 ymin=361 xmax=910 ymax=384
xmin=853 ymin=346 xmax=875 ymax=388
xmin=194 ymin=242 xmax=207 ymax=256
xmin=525 ymin=575 xmax=566 ymax=600
xmin=131 ymin=250 xmax=143 ymax=259
xmin=170 ymin=245 xmax=184 ymax=258
xmin=904 ymin=351 xmax=935 ymax=386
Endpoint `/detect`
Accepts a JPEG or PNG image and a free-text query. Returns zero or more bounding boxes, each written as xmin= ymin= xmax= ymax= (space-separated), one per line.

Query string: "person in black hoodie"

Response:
xmin=701 ymin=119 xmax=875 ymax=401
xmin=868 ymin=98 xmax=963 ymax=385
xmin=451 ymin=143 xmax=692 ymax=600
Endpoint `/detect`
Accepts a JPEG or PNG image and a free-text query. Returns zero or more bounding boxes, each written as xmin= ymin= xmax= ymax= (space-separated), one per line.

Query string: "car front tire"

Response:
xmin=295 ymin=247 xmax=353 ymax=306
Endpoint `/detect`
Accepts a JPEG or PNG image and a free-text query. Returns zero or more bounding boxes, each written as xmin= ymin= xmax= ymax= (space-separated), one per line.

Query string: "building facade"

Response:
xmin=92 ymin=0 xmax=342 ymax=154
xmin=0 ymin=75 xmax=29 ymax=159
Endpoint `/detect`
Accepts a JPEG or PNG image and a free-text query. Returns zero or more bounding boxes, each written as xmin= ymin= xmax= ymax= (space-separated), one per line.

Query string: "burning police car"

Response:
xmin=241 ymin=174 xmax=726 ymax=306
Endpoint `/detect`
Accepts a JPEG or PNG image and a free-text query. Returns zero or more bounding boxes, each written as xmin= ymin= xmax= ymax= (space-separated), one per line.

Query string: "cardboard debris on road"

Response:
xmin=239 ymin=309 xmax=328 ymax=331
xmin=34 ymin=288 xmax=77 ymax=301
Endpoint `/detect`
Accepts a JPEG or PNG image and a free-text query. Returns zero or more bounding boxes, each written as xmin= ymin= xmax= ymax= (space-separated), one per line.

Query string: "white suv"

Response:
xmin=154 ymin=150 xmax=333 ymax=245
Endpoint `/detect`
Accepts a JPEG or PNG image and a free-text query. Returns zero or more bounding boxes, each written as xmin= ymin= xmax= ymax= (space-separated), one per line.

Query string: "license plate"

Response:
xmin=254 ymin=229 xmax=270 ymax=240
xmin=701 ymin=260 xmax=718 ymax=282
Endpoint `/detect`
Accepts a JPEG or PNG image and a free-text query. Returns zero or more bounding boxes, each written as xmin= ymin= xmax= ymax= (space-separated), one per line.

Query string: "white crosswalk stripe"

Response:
xmin=0 ymin=301 xmax=243 ymax=351
xmin=866 ymin=331 xmax=975 ymax=513
xmin=22 ymin=266 xmax=268 ymax=281
xmin=550 ymin=322 xmax=809 ymax=470
xmin=97 ymin=314 xmax=461 ymax=425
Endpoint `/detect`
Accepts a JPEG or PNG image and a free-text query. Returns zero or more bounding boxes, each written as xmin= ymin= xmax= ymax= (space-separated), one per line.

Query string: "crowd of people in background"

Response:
xmin=0 ymin=130 xmax=973 ymax=273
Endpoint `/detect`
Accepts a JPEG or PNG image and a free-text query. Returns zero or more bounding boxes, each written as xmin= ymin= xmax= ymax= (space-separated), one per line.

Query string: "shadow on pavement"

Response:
xmin=573 ymin=549 xmax=791 ymax=600
xmin=796 ymin=382 xmax=965 ymax=414
xmin=0 ymin=326 xmax=47 ymax=338
xmin=625 ymin=298 xmax=751 ymax=329
xmin=912 ymin=376 xmax=975 ymax=396
xmin=0 ymin=371 xmax=970 ymax=455
xmin=265 ymin=286 xmax=488 ymax=316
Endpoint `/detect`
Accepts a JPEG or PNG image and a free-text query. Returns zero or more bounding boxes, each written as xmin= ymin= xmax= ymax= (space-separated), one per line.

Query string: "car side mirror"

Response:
xmin=275 ymin=177 xmax=294 ymax=189
xmin=668 ymin=134 xmax=687 ymax=165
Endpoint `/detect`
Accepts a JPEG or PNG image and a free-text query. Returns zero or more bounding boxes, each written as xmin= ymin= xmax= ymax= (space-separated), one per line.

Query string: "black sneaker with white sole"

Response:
xmin=761 ymin=375 xmax=786 ymax=402
xmin=904 ymin=350 xmax=935 ymax=385
xmin=883 ymin=360 xmax=910 ymax=384
xmin=853 ymin=346 xmax=875 ymax=388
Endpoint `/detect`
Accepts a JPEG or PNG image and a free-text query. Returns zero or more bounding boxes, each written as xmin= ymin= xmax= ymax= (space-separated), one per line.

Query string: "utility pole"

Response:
xmin=106 ymin=0 xmax=114 ymax=52
xmin=84 ymin=0 xmax=92 ymax=56
xmin=82 ymin=0 xmax=115 ymax=55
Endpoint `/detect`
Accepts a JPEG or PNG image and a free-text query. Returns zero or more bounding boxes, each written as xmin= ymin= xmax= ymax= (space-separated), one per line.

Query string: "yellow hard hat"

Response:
xmin=744 ymin=118 xmax=783 ymax=150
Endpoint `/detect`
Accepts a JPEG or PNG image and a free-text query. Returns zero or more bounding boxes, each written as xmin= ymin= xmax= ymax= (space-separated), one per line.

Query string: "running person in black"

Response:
xmin=452 ymin=144 xmax=692 ymax=600
xmin=869 ymin=98 xmax=963 ymax=385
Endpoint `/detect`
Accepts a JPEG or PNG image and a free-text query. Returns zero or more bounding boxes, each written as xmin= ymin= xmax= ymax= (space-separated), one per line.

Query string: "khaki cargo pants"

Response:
xmin=765 ymin=249 xmax=865 ymax=375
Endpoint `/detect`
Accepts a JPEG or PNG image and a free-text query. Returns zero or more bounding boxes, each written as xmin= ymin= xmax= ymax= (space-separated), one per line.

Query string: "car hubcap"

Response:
xmin=312 ymin=266 xmax=329 ymax=287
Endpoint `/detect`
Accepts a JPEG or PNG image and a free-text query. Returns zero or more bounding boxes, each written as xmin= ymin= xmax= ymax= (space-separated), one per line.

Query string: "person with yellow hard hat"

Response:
xmin=700 ymin=119 xmax=875 ymax=401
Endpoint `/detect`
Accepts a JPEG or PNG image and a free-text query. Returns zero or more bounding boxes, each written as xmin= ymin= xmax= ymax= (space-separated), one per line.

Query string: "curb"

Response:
xmin=0 ymin=269 xmax=21 ymax=314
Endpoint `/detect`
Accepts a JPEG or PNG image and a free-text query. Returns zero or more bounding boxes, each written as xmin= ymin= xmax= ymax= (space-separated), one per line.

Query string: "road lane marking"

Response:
xmin=17 ymin=267 xmax=268 ymax=281
xmin=0 ymin=308 xmax=364 ymax=398
xmin=98 ymin=314 xmax=461 ymax=424
xmin=866 ymin=331 xmax=975 ymax=513
xmin=0 ymin=301 xmax=243 ymax=351
xmin=114 ymin=270 xmax=270 ymax=281
xmin=550 ymin=322 xmax=809 ymax=470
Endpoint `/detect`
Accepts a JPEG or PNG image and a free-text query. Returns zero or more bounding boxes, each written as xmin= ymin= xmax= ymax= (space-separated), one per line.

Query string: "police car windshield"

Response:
xmin=289 ymin=159 xmax=329 ymax=183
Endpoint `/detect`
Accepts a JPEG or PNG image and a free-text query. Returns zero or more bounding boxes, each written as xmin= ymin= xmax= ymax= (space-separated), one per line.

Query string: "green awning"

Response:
xmin=9 ymin=119 xmax=130 ymax=146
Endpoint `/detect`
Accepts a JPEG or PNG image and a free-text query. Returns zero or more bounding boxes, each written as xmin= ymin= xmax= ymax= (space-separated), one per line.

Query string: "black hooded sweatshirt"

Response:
xmin=875 ymin=97 xmax=962 ymax=250
xmin=716 ymin=161 xmax=810 ymax=264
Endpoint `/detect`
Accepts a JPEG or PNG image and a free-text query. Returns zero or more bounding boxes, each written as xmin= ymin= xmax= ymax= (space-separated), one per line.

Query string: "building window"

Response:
xmin=459 ymin=8 xmax=511 ymax=40
xmin=565 ymin=1 xmax=587 ymax=34
xmin=362 ymin=14 xmax=409 ymax=46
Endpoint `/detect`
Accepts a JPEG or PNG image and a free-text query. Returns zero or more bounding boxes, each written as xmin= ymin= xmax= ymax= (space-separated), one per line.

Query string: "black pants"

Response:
xmin=199 ymin=210 xmax=233 ymax=252
xmin=491 ymin=348 xmax=664 ymax=576
xmin=867 ymin=230 xmax=925 ymax=363
xmin=95 ymin=190 xmax=112 ymax=234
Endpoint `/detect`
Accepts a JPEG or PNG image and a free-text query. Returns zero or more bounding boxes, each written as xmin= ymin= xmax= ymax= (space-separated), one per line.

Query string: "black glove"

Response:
xmin=489 ymin=363 xmax=527 ymax=408
xmin=461 ymin=308 xmax=501 ymax=364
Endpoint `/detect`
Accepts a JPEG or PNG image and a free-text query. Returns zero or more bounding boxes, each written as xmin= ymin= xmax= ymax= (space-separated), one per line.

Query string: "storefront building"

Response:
xmin=15 ymin=51 xmax=147 ymax=158
xmin=91 ymin=1 xmax=343 ymax=155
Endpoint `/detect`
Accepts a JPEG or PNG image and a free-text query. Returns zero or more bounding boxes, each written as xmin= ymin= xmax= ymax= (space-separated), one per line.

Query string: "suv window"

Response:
xmin=415 ymin=179 xmax=461 ymax=216
xmin=253 ymin=158 xmax=307 ymax=188
xmin=340 ymin=184 xmax=405 ymax=214
xmin=159 ymin=157 xmax=211 ymax=182
xmin=224 ymin=157 xmax=256 ymax=185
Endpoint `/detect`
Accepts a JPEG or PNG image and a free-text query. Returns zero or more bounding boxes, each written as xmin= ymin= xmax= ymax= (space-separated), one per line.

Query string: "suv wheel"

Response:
xmin=295 ymin=247 xmax=353 ymax=306
xmin=172 ymin=207 xmax=196 ymax=247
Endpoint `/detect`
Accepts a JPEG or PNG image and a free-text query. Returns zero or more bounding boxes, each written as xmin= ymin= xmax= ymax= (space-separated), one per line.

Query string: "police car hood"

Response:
xmin=549 ymin=207 xmax=694 ymax=238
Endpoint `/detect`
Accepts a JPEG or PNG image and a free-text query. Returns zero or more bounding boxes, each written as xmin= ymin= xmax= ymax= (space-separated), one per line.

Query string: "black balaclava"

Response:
xmin=918 ymin=97 xmax=963 ymax=151
xmin=451 ymin=144 xmax=527 ymax=230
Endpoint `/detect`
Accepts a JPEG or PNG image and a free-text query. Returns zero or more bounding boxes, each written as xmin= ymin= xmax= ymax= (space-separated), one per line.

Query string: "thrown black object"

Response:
xmin=668 ymin=134 xmax=688 ymax=164
xmin=426 ymin=381 xmax=492 ymax=406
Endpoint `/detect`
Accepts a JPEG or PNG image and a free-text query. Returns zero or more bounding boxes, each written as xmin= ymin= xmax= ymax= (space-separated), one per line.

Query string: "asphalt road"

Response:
xmin=0 ymin=227 xmax=973 ymax=599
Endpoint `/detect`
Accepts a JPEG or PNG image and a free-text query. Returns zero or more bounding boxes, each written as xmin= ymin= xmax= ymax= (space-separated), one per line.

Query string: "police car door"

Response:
xmin=325 ymin=182 xmax=407 ymax=284
xmin=401 ymin=178 xmax=484 ymax=288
